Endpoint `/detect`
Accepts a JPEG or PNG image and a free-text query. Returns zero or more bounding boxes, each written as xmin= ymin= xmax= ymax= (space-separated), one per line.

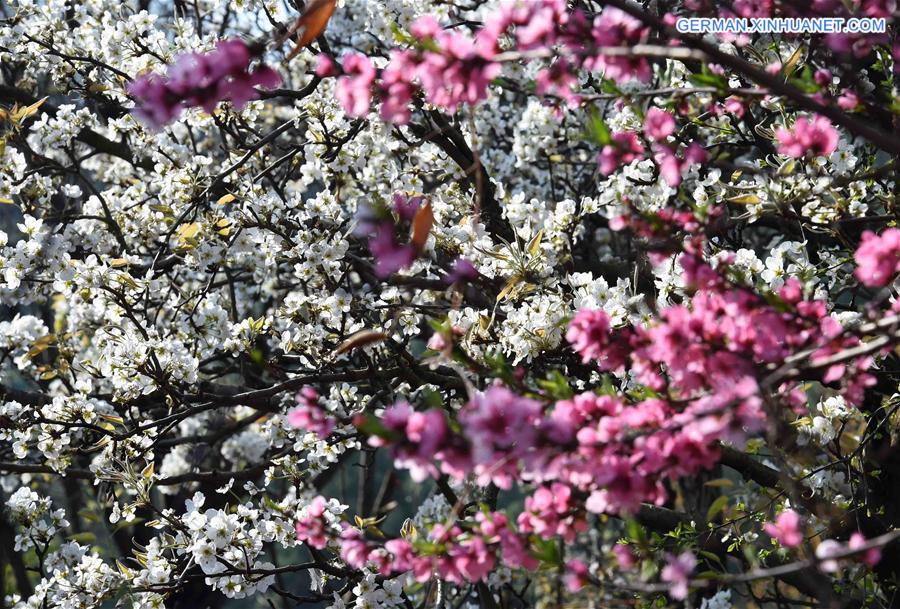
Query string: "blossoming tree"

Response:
xmin=2 ymin=0 xmax=900 ymax=608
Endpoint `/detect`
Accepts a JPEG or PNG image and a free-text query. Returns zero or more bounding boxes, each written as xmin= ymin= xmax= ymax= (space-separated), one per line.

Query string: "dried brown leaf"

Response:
xmin=286 ymin=0 xmax=337 ymax=59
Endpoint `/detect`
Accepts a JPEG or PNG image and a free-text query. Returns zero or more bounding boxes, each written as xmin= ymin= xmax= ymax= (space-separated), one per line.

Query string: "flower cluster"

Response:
xmin=128 ymin=39 xmax=281 ymax=128
xmin=775 ymin=115 xmax=840 ymax=159
xmin=6 ymin=0 xmax=900 ymax=607
xmin=327 ymin=2 xmax=650 ymax=122
xmin=6 ymin=487 xmax=69 ymax=552
xmin=287 ymin=386 xmax=336 ymax=439
xmin=854 ymin=228 xmax=900 ymax=287
xmin=340 ymin=510 xmax=535 ymax=584
xmin=354 ymin=193 xmax=430 ymax=277
xmin=764 ymin=509 xmax=804 ymax=548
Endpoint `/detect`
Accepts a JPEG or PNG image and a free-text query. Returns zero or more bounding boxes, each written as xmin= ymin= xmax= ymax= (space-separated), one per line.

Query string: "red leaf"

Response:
xmin=410 ymin=201 xmax=434 ymax=253
xmin=332 ymin=330 xmax=388 ymax=357
xmin=286 ymin=0 xmax=337 ymax=59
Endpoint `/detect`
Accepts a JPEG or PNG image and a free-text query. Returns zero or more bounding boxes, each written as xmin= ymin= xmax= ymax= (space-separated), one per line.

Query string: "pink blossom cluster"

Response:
xmin=295 ymin=495 xmax=330 ymax=549
xmin=597 ymin=110 xmax=707 ymax=184
xmin=854 ymin=228 xmax=900 ymax=287
xmin=661 ymin=551 xmax=697 ymax=599
xmin=286 ymin=386 xmax=336 ymax=439
xmin=597 ymin=132 xmax=645 ymax=175
xmin=517 ymin=482 xmax=587 ymax=543
xmin=326 ymin=2 xmax=649 ymax=122
xmin=338 ymin=511 xmax=536 ymax=584
xmin=811 ymin=69 xmax=863 ymax=111
xmin=354 ymin=194 xmax=423 ymax=277
xmin=367 ymin=400 xmax=449 ymax=481
xmin=584 ymin=7 xmax=652 ymax=82
xmin=128 ymin=39 xmax=281 ymax=129
xmin=557 ymin=263 xmax=877 ymax=503
xmin=817 ymin=533 xmax=882 ymax=571
xmin=775 ymin=115 xmax=840 ymax=159
xmin=579 ymin=254 xmax=875 ymax=401
xmin=370 ymin=382 xmax=743 ymax=517
xmin=764 ymin=509 xmax=804 ymax=548
xmin=321 ymin=254 xmax=877 ymax=582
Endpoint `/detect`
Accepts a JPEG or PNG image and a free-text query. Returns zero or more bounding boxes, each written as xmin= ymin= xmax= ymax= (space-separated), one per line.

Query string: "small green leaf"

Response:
xmin=585 ymin=107 xmax=612 ymax=146
xmin=706 ymin=495 xmax=729 ymax=522
xmin=689 ymin=70 xmax=727 ymax=89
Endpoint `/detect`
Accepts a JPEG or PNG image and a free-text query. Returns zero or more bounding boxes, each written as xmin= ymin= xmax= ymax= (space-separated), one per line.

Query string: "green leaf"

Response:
xmin=585 ymin=107 xmax=612 ymax=147
xmin=422 ymin=388 xmax=443 ymax=409
xmin=703 ymin=478 xmax=734 ymax=488
xmin=706 ymin=495 xmax=729 ymax=522
xmin=537 ymin=370 xmax=574 ymax=400
xmin=354 ymin=412 xmax=402 ymax=443
xmin=689 ymin=70 xmax=727 ymax=90
xmin=626 ymin=519 xmax=647 ymax=545
xmin=530 ymin=537 xmax=561 ymax=565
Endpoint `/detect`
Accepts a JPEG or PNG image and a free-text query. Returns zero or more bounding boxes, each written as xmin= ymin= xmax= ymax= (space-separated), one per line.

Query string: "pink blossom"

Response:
xmin=764 ymin=509 xmax=804 ymax=548
xmin=449 ymin=536 xmax=495 ymax=581
xmin=515 ymin=3 xmax=562 ymax=49
xmin=655 ymin=146 xmax=682 ymax=187
xmin=587 ymin=8 xmax=651 ymax=83
xmin=426 ymin=332 xmax=448 ymax=351
xmin=295 ymin=495 xmax=330 ymax=549
xmin=445 ymin=258 xmax=479 ymax=284
xmin=597 ymin=132 xmax=644 ymax=175
xmin=338 ymin=525 xmax=371 ymax=568
xmin=566 ymin=308 xmax=611 ymax=363
xmin=335 ymin=53 xmax=376 ymax=117
xmin=315 ymin=53 xmax=338 ymax=77
xmin=392 ymin=192 xmax=422 ymax=221
xmin=644 ymin=108 xmax=675 ymax=141
xmin=128 ymin=74 xmax=181 ymax=129
xmin=287 ymin=386 xmax=336 ymax=439
xmin=854 ymin=229 xmax=900 ymax=287
xmin=723 ymin=97 xmax=745 ymax=117
xmin=379 ymin=51 xmax=418 ymax=123
xmin=566 ymin=308 xmax=631 ymax=371
xmin=814 ymin=69 xmax=833 ymax=87
xmin=128 ymin=39 xmax=281 ymax=129
xmin=661 ymin=551 xmax=696 ymax=599
xmin=837 ymin=90 xmax=860 ymax=110
xmin=775 ymin=115 xmax=839 ymax=158
xmin=166 ymin=40 xmax=281 ymax=111
xmin=564 ymin=559 xmax=590 ymax=592
xmin=535 ymin=58 xmax=581 ymax=109
xmin=409 ymin=15 xmax=441 ymax=38
xmin=368 ymin=222 xmax=416 ymax=277
xmin=384 ymin=538 xmax=415 ymax=572
xmin=613 ymin=544 xmax=636 ymax=569
xmin=517 ymin=483 xmax=586 ymax=542
xmin=459 ymin=385 xmax=543 ymax=488
xmin=826 ymin=31 xmax=889 ymax=58
xmin=816 ymin=539 xmax=843 ymax=572
xmin=409 ymin=18 xmax=501 ymax=113
xmin=655 ymin=142 xmax=707 ymax=188
xmin=370 ymin=402 xmax=448 ymax=482
xmin=732 ymin=0 xmax=772 ymax=17
xmin=849 ymin=532 xmax=882 ymax=567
